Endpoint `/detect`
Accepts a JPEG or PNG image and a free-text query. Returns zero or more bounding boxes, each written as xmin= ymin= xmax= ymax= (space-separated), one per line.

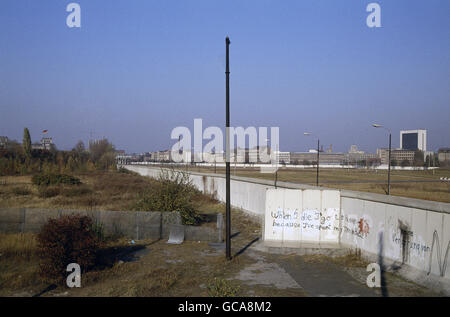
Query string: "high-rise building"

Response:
xmin=400 ymin=130 xmax=427 ymax=151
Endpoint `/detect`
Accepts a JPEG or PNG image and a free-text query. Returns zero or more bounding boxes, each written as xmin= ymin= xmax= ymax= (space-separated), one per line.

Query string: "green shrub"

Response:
xmin=133 ymin=169 xmax=202 ymax=225
xmin=32 ymin=173 xmax=81 ymax=186
xmin=36 ymin=215 xmax=100 ymax=283
xmin=207 ymin=278 xmax=240 ymax=297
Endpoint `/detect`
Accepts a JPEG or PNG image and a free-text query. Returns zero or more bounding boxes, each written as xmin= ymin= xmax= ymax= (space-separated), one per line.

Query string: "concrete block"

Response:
xmin=136 ymin=211 xmax=161 ymax=240
xmin=99 ymin=210 xmax=136 ymax=238
xmin=264 ymin=188 xmax=285 ymax=241
xmin=162 ymin=211 xmax=181 ymax=225
xmin=161 ymin=212 xmax=181 ymax=238
xmin=231 ymin=181 xmax=246 ymax=210
xmin=384 ymin=205 xmax=413 ymax=262
xmin=425 ymin=211 xmax=445 ymax=277
xmin=23 ymin=208 xmax=60 ymax=233
xmin=320 ymin=190 xmax=340 ymax=243
xmin=59 ymin=209 xmax=99 ymax=223
xmin=443 ymin=214 xmax=450 ymax=279
xmin=359 ymin=200 xmax=386 ymax=255
xmin=167 ymin=224 xmax=184 ymax=244
xmin=301 ymin=190 xmax=321 ymax=242
xmin=409 ymin=208 xmax=429 ymax=271
xmin=282 ymin=189 xmax=302 ymax=242
xmin=340 ymin=197 xmax=364 ymax=247
xmin=0 ymin=222 xmax=23 ymax=234
xmin=0 ymin=208 xmax=24 ymax=224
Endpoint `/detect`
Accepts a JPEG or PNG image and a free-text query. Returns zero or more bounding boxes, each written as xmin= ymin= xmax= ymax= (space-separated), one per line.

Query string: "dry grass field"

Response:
xmin=0 ymin=171 xmax=153 ymax=211
xmin=0 ymin=170 xmax=221 ymax=213
xmin=180 ymin=166 xmax=450 ymax=203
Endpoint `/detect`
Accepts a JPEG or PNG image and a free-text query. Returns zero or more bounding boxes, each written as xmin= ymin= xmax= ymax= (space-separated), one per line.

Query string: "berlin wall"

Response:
xmin=263 ymin=188 xmax=450 ymax=283
xmin=125 ymin=164 xmax=450 ymax=290
xmin=339 ymin=193 xmax=450 ymax=281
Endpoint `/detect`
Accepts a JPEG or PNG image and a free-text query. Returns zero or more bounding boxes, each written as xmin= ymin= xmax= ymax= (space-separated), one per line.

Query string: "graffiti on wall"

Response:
xmin=270 ymin=208 xmax=300 ymax=228
xmin=427 ymin=230 xmax=449 ymax=277
xmin=269 ymin=209 xmax=373 ymax=239
xmin=338 ymin=214 xmax=371 ymax=239
xmin=270 ymin=208 xmax=339 ymax=231
xmin=352 ymin=216 xmax=449 ymax=278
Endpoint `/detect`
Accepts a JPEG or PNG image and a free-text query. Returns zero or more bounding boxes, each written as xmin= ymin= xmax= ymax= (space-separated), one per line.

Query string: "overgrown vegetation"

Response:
xmin=0 ymin=232 xmax=37 ymax=261
xmin=0 ymin=169 xmax=211 ymax=224
xmin=0 ymin=233 xmax=43 ymax=293
xmin=133 ymin=168 xmax=203 ymax=225
xmin=32 ymin=173 xmax=81 ymax=186
xmin=0 ymin=171 xmax=150 ymax=210
xmin=207 ymin=278 xmax=240 ymax=297
xmin=36 ymin=215 xmax=100 ymax=284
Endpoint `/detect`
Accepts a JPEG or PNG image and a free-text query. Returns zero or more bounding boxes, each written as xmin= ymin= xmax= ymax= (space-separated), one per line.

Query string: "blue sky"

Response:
xmin=0 ymin=0 xmax=449 ymax=153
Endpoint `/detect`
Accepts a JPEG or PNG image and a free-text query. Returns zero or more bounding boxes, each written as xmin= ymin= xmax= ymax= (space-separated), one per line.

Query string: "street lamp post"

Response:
xmin=388 ymin=133 xmax=391 ymax=195
xmin=225 ymin=37 xmax=231 ymax=260
xmin=372 ymin=124 xmax=391 ymax=195
xmin=304 ymin=133 xmax=320 ymax=187
xmin=316 ymin=138 xmax=320 ymax=186
xmin=266 ymin=138 xmax=279 ymax=188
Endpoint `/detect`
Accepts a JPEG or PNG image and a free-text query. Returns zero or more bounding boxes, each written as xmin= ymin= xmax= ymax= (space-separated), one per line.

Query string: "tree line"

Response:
xmin=0 ymin=128 xmax=117 ymax=176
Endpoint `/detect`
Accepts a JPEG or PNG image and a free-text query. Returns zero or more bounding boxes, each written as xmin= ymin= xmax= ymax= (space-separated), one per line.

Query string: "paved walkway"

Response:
xmin=276 ymin=255 xmax=377 ymax=297
xmin=231 ymin=240 xmax=440 ymax=297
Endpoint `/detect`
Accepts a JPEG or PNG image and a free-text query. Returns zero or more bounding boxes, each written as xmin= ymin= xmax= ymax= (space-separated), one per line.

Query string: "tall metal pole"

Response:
xmin=387 ymin=133 xmax=391 ymax=195
xmin=316 ymin=139 xmax=320 ymax=186
xmin=225 ymin=37 xmax=231 ymax=260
